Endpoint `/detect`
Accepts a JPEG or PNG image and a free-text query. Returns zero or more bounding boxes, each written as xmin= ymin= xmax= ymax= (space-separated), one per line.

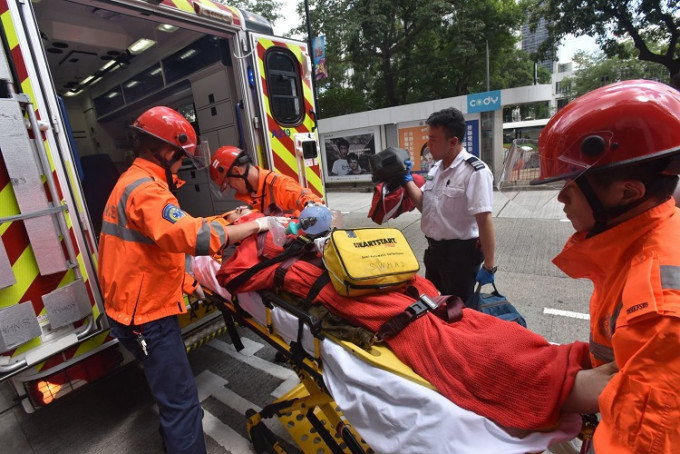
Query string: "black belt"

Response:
xmin=425 ymin=236 xmax=478 ymax=248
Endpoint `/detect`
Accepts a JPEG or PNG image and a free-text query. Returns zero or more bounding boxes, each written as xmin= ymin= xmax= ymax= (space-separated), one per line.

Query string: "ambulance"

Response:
xmin=0 ymin=0 xmax=324 ymax=412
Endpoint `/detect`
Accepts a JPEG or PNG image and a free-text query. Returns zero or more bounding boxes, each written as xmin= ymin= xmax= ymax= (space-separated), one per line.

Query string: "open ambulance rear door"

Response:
xmin=0 ymin=0 xmax=117 ymax=410
xmin=248 ymin=33 xmax=325 ymax=200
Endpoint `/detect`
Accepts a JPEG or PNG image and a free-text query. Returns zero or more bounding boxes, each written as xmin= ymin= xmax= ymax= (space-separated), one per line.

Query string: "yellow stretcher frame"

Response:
xmin=206 ymin=288 xmax=378 ymax=453
xmin=204 ymin=287 xmax=590 ymax=454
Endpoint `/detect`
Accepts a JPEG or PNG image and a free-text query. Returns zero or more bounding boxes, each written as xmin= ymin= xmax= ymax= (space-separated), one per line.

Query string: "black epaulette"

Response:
xmin=465 ymin=156 xmax=485 ymax=171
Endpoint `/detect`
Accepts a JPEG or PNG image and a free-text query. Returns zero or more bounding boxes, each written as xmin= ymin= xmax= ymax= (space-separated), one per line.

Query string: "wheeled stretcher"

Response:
xmin=192 ymin=256 xmax=582 ymax=454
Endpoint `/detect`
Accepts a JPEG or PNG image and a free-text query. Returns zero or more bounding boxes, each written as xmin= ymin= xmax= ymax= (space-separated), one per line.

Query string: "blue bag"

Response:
xmin=467 ymin=283 xmax=527 ymax=327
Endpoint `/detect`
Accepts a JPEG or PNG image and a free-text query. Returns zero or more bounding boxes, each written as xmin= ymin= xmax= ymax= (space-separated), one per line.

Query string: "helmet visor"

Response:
xmin=208 ymin=172 xmax=231 ymax=200
xmin=185 ymin=139 xmax=210 ymax=170
xmin=497 ymin=139 xmax=565 ymax=212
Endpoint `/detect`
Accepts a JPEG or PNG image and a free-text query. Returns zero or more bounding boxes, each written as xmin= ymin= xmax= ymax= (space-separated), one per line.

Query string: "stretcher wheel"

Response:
xmin=247 ymin=409 xmax=286 ymax=454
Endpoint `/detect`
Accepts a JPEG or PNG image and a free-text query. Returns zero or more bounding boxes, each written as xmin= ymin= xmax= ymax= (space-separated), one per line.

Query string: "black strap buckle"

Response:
xmin=406 ymin=294 xmax=438 ymax=320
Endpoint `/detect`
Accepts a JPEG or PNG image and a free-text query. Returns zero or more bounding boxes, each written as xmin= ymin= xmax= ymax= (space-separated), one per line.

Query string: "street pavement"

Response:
xmin=1 ymin=189 xmax=592 ymax=453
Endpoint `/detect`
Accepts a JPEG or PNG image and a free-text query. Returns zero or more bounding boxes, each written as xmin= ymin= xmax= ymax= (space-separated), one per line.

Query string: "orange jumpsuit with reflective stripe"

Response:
xmin=236 ymin=167 xmax=322 ymax=216
xmin=553 ymin=199 xmax=680 ymax=453
xmin=98 ymin=158 xmax=229 ymax=326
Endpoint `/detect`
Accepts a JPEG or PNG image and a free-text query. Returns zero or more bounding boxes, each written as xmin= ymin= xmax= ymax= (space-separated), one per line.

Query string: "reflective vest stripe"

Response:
xmin=209 ymin=221 xmax=226 ymax=247
xmin=589 ymin=336 xmax=615 ymax=363
xmin=118 ymin=177 xmax=153 ymax=224
xmin=195 ymin=220 xmax=211 ymax=256
xmin=195 ymin=220 xmax=225 ymax=256
xmin=100 ymin=221 xmax=154 ymax=244
xmin=100 ymin=177 xmax=156 ymax=244
xmin=661 ymin=265 xmax=680 ymax=290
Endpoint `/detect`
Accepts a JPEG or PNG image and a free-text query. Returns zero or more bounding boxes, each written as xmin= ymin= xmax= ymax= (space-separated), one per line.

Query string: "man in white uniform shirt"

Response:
xmin=403 ymin=107 xmax=496 ymax=303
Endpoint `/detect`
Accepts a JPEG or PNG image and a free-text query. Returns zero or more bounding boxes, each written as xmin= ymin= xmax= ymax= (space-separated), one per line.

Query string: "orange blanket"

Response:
xmin=218 ymin=226 xmax=588 ymax=430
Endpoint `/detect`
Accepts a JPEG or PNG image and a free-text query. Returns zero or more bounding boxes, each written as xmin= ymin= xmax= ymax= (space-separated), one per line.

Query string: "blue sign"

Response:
xmin=467 ymin=90 xmax=501 ymax=113
xmin=464 ymin=120 xmax=480 ymax=157
xmin=312 ymin=35 xmax=327 ymax=80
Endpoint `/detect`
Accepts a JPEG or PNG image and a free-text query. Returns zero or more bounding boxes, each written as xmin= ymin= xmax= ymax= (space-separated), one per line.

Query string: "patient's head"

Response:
xmin=225 ymin=206 xmax=253 ymax=223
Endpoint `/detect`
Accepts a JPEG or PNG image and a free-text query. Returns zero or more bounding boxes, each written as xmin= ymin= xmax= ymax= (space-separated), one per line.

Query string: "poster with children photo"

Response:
xmin=323 ymin=131 xmax=377 ymax=182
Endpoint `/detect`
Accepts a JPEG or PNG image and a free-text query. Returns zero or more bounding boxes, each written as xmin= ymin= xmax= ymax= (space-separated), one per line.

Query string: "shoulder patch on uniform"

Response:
xmin=162 ymin=204 xmax=186 ymax=223
xmin=465 ymin=156 xmax=485 ymax=171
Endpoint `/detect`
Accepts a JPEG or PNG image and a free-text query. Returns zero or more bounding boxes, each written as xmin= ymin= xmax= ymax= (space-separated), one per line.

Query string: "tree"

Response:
xmin=298 ymin=0 xmax=534 ymax=115
xmin=215 ymin=0 xmax=283 ymax=23
xmin=317 ymin=86 xmax=371 ymax=117
xmin=526 ymin=0 xmax=680 ymax=89
xmin=562 ymin=45 xmax=670 ymax=99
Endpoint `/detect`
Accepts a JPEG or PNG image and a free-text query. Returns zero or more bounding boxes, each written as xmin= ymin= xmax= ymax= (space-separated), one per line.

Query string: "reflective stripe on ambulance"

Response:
xmin=255 ymin=37 xmax=324 ymax=199
xmin=159 ymin=0 xmax=242 ymax=27
xmin=0 ymin=0 xmax=104 ymax=372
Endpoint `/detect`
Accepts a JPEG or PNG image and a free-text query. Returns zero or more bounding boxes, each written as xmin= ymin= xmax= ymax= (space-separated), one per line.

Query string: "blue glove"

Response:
xmin=402 ymin=159 xmax=414 ymax=185
xmin=476 ymin=266 xmax=496 ymax=285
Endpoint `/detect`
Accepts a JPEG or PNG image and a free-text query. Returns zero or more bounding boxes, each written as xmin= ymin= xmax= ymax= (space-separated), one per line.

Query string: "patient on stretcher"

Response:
xmin=194 ymin=207 xmax=595 ymax=447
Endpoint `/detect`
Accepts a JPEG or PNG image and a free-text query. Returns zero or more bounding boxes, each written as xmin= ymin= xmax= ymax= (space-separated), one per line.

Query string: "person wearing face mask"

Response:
xmin=502 ymin=80 xmax=680 ymax=453
xmin=209 ymin=146 xmax=323 ymax=217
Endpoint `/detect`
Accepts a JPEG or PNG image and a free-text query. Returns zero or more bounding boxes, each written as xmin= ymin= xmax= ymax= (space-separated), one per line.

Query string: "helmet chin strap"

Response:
xmin=152 ymin=148 xmax=183 ymax=194
xmin=229 ymin=162 xmax=255 ymax=194
xmin=575 ymin=175 xmax=649 ymax=238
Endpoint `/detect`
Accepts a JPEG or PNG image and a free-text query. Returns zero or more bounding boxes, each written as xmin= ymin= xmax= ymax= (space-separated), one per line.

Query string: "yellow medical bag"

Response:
xmin=323 ymin=228 xmax=420 ymax=297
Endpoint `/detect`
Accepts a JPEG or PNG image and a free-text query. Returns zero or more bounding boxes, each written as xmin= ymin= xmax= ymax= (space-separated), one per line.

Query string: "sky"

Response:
xmin=557 ymin=34 xmax=600 ymax=62
xmin=272 ymin=0 xmax=303 ymax=37
xmin=272 ymin=2 xmax=601 ymax=63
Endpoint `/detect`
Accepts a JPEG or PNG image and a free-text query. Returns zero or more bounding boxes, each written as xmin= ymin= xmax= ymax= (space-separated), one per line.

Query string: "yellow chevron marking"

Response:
xmin=0 ymin=246 xmax=38 ymax=308
xmin=20 ymin=79 xmax=36 ymax=109
xmin=14 ymin=338 xmax=43 ymax=356
xmin=73 ymin=331 xmax=109 ymax=357
xmin=64 ymin=160 xmax=86 ymax=213
xmin=0 ymin=186 xmax=20 ymax=236
xmin=255 ymin=37 xmax=323 ymax=195
xmin=1 ymin=10 xmax=18 ymax=49
xmin=57 ymin=268 xmax=76 ymax=289
xmin=169 ymin=0 xmax=194 ymax=13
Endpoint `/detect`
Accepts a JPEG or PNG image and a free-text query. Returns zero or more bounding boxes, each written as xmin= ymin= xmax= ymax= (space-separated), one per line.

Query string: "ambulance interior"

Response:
xmin=32 ymin=0 xmax=258 ymax=236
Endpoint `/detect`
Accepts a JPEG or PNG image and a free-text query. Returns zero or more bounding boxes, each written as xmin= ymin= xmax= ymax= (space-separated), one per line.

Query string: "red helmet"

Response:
xmin=533 ymin=79 xmax=680 ymax=185
xmin=209 ymin=146 xmax=251 ymax=185
xmin=131 ymin=106 xmax=197 ymax=157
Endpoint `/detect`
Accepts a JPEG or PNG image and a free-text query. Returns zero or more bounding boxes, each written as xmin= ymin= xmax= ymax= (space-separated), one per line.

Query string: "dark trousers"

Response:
xmin=424 ymin=237 xmax=484 ymax=304
xmin=109 ymin=316 xmax=206 ymax=454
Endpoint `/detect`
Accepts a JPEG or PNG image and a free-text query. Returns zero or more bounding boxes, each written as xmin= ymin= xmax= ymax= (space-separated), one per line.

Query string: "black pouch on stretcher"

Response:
xmin=322 ymin=228 xmax=420 ymax=297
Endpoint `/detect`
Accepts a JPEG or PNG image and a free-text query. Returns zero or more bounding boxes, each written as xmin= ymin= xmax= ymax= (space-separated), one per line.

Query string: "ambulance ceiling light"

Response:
xmin=63 ymin=89 xmax=83 ymax=97
xmin=80 ymin=75 xmax=96 ymax=85
xmin=157 ymin=24 xmax=179 ymax=33
xmin=99 ymin=60 xmax=119 ymax=73
xmin=128 ymin=38 xmax=156 ymax=55
xmin=179 ymin=49 xmax=197 ymax=60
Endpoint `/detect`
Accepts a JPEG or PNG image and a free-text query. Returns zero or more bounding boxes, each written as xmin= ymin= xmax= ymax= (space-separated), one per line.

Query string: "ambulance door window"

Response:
xmin=264 ymin=48 xmax=303 ymax=126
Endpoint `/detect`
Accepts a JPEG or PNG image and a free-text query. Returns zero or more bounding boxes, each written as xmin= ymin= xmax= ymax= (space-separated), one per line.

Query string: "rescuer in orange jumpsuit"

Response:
xmin=98 ymin=106 xmax=279 ymax=454
xmin=503 ymin=80 xmax=680 ymax=453
xmin=209 ymin=145 xmax=323 ymax=216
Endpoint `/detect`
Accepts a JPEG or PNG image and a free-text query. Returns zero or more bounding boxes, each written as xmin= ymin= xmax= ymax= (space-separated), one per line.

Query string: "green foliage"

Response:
xmin=525 ymin=0 xmax=680 ymax=89
xmin=317 ymin=86 xmax=371 ymax=118
xmin=294 ymin=0 xmax=541 ymax=115
xmin=561 ymin=47 xmax=670 ymax=99
xmin=217 ymin=0 xmax=283 ymax=23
